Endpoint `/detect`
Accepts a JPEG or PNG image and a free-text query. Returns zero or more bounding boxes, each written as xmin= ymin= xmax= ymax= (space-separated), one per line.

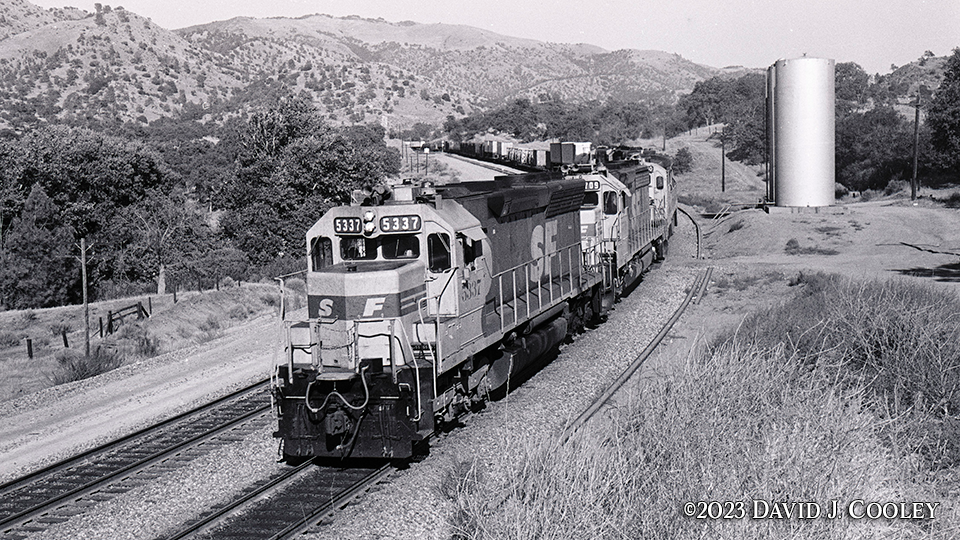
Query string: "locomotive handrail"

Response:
xmin=491 ymin=242 xmax=586 ymax=333
xmin=395 ymin=321 xmax=423 ymax=422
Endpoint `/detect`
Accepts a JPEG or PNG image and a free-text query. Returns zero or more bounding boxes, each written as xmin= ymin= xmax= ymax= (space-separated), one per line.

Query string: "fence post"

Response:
xmin=61 ymin=329 xmax=69 ymax=348
xmin=148 ymin=297 xmax=152 ymax=315
xmin=99 ymin=317 xmax=103 ymax=338
xmin=26 ymin=338 xmax=33 ymax=359
xmin=107 ymin=311 xmax=113 ymax=334
xmin=173 ymin=289 xmax=178 ymax=303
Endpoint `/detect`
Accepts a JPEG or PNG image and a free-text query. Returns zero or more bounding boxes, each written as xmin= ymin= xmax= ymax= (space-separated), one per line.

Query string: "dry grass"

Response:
xmin=0 ymin=282 xmax=281 ymax=401
xmin=785 ymin=238 xmax=840 ymax=256
xmin=446 ymin=275 xmax=960 ymax=539
xmin=49 ymin=346 xmax=124 ymax=385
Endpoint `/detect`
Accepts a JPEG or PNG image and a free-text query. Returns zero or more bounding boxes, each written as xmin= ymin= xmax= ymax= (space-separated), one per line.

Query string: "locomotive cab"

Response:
xmin=274 ymin=187 xmax=492 ymax=459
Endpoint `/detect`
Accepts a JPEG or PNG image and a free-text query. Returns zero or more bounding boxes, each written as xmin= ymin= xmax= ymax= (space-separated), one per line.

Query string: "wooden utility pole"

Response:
xmin=721 ymin=127 xmax=726 ymax=193
xmin=80 ymin=238 xmax=90 ymax=357
xmin=911 ymin=88 xmax=923 ymax=200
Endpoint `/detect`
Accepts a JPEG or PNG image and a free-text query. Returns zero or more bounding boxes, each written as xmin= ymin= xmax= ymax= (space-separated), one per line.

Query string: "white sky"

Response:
xmin=31 ymin=0 xmax=960 ymax=75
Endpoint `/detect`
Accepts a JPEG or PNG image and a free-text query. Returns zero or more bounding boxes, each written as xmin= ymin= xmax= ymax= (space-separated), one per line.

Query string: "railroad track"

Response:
xmin=164 ymin=460 xmax=393 ymax=540
xmin=439 ymin=151 xmax=526 ymax=175
xmin=0 ymin=379 xmax=272 ymax=538
xmin=560 ymin=266 xmax=713 ymax=443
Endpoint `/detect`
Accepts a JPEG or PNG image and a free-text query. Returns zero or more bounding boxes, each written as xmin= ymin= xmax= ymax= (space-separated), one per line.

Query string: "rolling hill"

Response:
xmin=0 ymin=1 xmax=746 ymax=131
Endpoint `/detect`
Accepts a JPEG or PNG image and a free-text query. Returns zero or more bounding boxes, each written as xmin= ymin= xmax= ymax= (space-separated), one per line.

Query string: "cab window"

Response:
xmin=603 ymin=191 xmax=619 ymax=215
xmin=382 ymin=235 xmax=420 ymax=259
xmin=582 ymin=191 xmax=599 ymax=208
xmin=428 ymin=233 xmax=451 ymax=272
xmin=341 ymin=237 xmax=377 ymax=260
xmin=310 ymin=236 xmax=333 ymax=271
xmin=459 ymin=234 xmax=482 ymax=265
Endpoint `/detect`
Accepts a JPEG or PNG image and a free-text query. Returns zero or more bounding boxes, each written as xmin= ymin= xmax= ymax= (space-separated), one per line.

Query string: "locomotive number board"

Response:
xmin=333 ymin=217 xmax=363 ymax=234
xmin=379 ymin=215 xmax=421 ymax=233
xmin=584 ymin=180 xmax=601 ymax=190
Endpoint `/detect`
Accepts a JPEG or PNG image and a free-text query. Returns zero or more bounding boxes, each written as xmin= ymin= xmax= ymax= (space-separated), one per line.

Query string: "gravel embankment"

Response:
xmin=14 ymin=217 xmax=701 ymax=540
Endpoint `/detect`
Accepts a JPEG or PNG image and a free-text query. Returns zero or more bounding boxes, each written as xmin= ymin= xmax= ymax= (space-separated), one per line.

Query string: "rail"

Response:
xmin=0 ymin=379 xmax=272 ymax=537
xmin=676 ymin=205 xmax=702 ymax=259
xmin=559 ymin=268 xmax=711 ymax=444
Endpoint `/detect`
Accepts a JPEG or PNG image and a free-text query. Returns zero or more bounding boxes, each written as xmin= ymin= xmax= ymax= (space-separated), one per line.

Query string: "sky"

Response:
xmin=30 ymin=0 xmax=960 ymax=75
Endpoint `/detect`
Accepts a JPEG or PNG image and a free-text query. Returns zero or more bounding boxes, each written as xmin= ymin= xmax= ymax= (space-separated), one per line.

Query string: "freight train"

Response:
xmin=271 ymin=144 xmax=676 ymax=459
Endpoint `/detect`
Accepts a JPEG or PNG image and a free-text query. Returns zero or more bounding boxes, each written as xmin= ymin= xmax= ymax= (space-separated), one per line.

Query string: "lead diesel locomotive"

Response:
xmin=272 ymin=149 xmax=676 ymax=459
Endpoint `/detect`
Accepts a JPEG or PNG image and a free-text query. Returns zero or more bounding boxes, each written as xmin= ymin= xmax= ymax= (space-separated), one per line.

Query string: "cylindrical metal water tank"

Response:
xmin=765 ymin=64 xmax=777 ymax=203
xmin=770 ymin=57 xmax=835 ymax=207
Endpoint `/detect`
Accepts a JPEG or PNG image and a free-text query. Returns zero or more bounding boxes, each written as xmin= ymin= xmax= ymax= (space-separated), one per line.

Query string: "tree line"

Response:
xmin=0 ymin=93 xmax=399 ymax=310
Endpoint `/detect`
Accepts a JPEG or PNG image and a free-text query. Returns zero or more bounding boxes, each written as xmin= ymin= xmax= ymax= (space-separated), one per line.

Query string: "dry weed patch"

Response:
xmin=446 ymin=274 xmax=960 ymax=538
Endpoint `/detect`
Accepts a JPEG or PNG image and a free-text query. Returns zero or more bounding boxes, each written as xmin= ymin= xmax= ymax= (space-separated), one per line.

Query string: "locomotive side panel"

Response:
xmin=441 ymin=176 xmax=587 ymax=339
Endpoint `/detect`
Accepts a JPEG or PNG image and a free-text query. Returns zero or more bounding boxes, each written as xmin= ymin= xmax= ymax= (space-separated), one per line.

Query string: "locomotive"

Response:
xmin=271 ymin=145 xmax=676 ymax=459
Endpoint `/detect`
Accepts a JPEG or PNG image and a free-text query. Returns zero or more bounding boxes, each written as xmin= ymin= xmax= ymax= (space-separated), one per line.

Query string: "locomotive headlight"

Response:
xmin=362 ymin=210 xmax=377 ymax=235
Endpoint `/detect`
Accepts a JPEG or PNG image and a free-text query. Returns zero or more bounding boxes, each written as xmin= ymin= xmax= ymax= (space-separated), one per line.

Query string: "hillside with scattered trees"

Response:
xmin=0 ymin=0 xmax=957 ymax=312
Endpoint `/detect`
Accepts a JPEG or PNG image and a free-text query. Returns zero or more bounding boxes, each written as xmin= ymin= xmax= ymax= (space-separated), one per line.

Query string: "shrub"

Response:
xmin=785 ymin=238 xmax=801 ymax=254
xmin=49 ymin=322 xmax=72 ymax=336
xmin=0 ymin=331 xmax=21 ymax=347
xmin=884 ymin=179 xmax=909 ymax=196
xmin=228 ymin=305 xmax=248 ymax=320
xmin=19 ymin=310 xmax=36 ymax=325
xmin=197 ymin=315 xmax=222 ymax=342
xmin=50 ymin=346 xmax=123 ymax=385
xmin=115 ymin=324 xmax=161 ymax=358
xmin=785 ymin=238 xmax=839 ymax=256
xmin=943 ymin=192 xmax=960 ymax=208
xmin=835 ymin=182 xmax=849 ymax=199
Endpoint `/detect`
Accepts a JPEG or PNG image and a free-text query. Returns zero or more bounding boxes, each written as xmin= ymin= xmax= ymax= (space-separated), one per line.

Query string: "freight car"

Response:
xmin=271 ymin=150 xmax=675 ymax=460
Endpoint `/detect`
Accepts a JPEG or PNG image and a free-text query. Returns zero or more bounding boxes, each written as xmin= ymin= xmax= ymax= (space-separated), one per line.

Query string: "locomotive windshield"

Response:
xmin=381 ymin=235 xmax=420 ymax=259
xmin=336 ymin=235 xmax=421 ymax=262
xmin=310 ymin=236 xmax=333 ymax=271
xmin=341 ymin=237 xmax=377 ymax=260
xmin=582 ymin=191 xmax=599 ymax=208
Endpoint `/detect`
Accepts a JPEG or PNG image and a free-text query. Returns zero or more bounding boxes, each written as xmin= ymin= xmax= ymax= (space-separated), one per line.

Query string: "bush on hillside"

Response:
xmin=49 ymin=346 xmax=123 ymax=385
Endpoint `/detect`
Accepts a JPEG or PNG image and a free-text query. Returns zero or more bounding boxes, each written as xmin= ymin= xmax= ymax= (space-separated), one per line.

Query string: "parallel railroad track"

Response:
xmin=560 ymin=266 xmax=713 ymax=443
xmin=0 ymin=378 xmax=272 ymax=539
